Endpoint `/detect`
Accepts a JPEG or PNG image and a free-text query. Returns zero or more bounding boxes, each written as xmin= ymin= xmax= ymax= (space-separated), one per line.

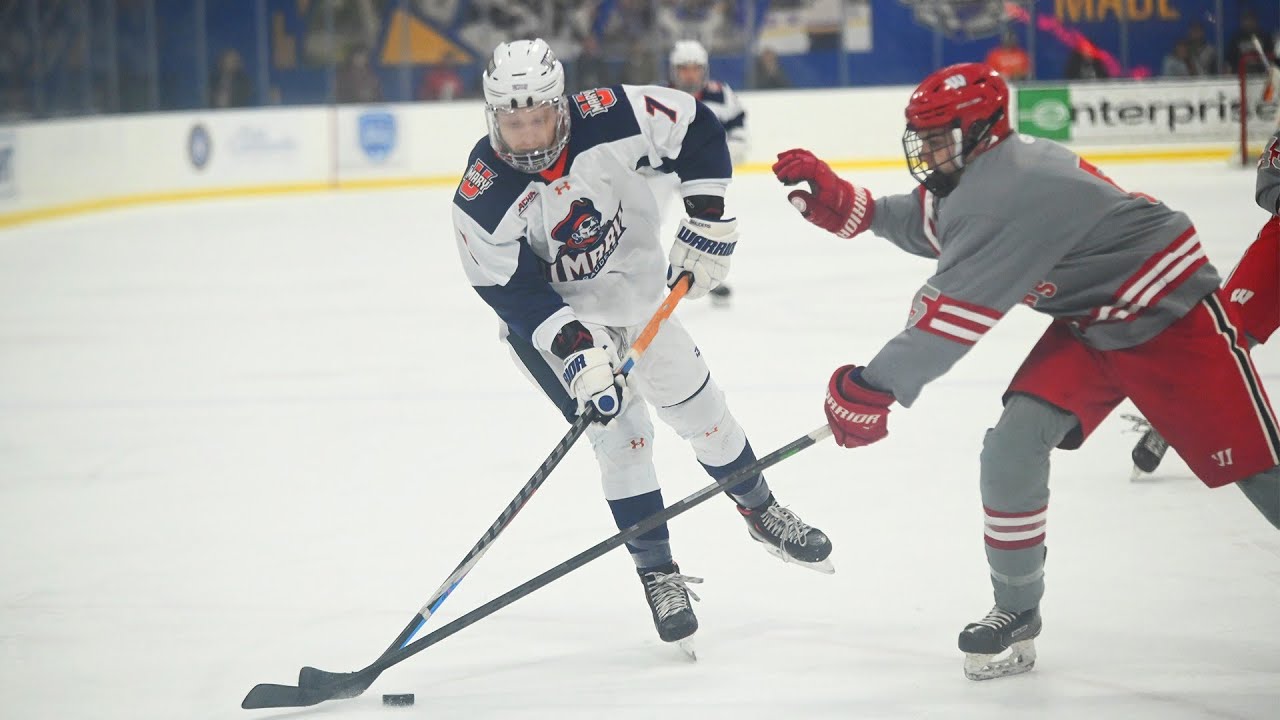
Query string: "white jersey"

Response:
xmin=647 ymin=79 xmax=749 ymax=232
xmin=694 ymin=80 xmax=748 ymax=165
xmin=451 ymin=84 xmax=733 ymax=356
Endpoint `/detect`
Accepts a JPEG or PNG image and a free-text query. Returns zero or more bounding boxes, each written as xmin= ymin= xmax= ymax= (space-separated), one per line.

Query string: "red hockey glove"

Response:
xmin=824 ymin=365 xmax=894 ymax=449
xmin=772 ymin=149 xmax=874 ymax=239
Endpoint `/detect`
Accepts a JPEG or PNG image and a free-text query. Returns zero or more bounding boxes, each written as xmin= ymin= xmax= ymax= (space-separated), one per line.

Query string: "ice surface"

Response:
xmin=1 ymin=161 xmax=1276 ymax=719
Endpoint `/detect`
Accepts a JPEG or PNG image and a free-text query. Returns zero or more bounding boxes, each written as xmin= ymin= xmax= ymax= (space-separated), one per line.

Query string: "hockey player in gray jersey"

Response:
xmin=772 ymin=62 xmax=1280 ymax=680
xmin=1129 ymin=130 xmax=1280 ymax=475
xmin=452 ymin=39 xmax=833 ymax=655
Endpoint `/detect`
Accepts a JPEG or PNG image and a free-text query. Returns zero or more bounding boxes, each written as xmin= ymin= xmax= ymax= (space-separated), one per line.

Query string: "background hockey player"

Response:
xmin=653 ymin=39 xmax=750 ymax=307
xmin=771 ymin=62 xmax=1280 ymax=681
xmin=668 ymin=40 xmax=749 ymax=167
xmin=451 ymin=39 xmax=832 ymax=655
xmin=1129 ymin=130 xmax=1280 ymax=475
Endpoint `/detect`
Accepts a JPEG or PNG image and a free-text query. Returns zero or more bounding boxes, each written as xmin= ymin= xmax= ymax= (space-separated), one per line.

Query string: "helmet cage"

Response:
xmin=671 ymin=63 xmax=707 ymax=94
xmin=485 ymin=96 xmax=571 ymax=174
xmin=902 ymin=105 xmax=1005 ymax=197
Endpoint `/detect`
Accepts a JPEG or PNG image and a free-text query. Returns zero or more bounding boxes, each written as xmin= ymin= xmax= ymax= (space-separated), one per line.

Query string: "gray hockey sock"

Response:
xmin=1237 ymin=468 xmax=1280 ymax=529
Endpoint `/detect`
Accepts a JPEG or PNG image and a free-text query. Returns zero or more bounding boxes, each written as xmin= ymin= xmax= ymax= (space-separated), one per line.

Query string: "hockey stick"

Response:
xmin=242 ymin=423 xmax=833 ymax=709
xmin=249 ymin=275 xmax=694 ymax=703
xmin=1249 ymin=35 xmax=1280 ymax=100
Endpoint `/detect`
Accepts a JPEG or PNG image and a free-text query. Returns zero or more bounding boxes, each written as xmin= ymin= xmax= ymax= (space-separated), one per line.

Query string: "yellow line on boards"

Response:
xmin=0 ymin=145 xmax=1243 ymax=230
xmin=0 ymin=182 xmax=331 ymax=230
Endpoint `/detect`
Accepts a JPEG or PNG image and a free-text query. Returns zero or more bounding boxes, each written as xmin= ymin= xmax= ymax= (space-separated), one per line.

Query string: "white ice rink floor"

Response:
xmin=1 ymin=161 xmax=1277 ymax=720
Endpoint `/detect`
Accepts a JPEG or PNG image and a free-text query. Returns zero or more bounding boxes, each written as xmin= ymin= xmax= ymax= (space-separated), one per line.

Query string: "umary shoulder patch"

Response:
xmin=573 ymin=88 xmax=618 ymax=118
xmin=459 ymin=158 xmax=498 ymax=200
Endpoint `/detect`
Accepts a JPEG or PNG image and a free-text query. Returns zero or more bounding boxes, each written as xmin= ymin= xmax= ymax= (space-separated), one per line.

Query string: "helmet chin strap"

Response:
xmin=950 ymin=127 xmax=966 ymax=170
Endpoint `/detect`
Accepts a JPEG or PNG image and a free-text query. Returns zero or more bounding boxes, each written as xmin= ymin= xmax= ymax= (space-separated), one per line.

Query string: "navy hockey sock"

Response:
xmin=702 ymin=440 xmax=771 ymax=509
xmin=608 ymin=490 xmax=672 ymax=568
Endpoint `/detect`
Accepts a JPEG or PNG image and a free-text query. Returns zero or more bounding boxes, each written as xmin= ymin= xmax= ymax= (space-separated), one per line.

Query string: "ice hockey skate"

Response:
xmin=737 ymin=494 xmax=834 ymax=574
xmin=1123 ymin=414 xmax=1169 ymax=479
xmin=958 ymin=605 xmax=1041 ymax=680
xmin=637 ymin=562 xmax=702 ymax=659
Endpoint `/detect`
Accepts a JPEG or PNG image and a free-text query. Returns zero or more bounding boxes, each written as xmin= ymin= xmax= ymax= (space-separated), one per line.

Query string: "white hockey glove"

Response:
xmin=562 ymin=347 xmax=626 ymax=423
xmin=667 ymin=216 xmax=738 ymax=300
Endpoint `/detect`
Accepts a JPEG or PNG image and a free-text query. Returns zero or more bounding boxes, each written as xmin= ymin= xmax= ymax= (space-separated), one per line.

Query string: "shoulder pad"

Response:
xmin=453 ymin=138 xmax=530 ymax=234
xmin=564 ymin=86 xmax=641 ymax=157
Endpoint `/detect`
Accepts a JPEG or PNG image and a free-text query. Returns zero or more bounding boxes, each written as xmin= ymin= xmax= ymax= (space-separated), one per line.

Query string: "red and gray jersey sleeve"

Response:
xmin=862 ymin=212 xmax=1072 ymax=407
xmin=869 ymin=186 xmax=942 ymax=259
xmin=1257 ymin=129 xmax=1280 ymax=215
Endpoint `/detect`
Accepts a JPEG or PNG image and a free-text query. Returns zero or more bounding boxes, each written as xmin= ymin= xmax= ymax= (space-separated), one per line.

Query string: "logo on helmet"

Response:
xmin=458 ymin=159 xmax=498 ymax=200
xmin=574 ymin=88 xmax=617 ymax=117
xmin=548 ymin=199 xmax=627 ymax=282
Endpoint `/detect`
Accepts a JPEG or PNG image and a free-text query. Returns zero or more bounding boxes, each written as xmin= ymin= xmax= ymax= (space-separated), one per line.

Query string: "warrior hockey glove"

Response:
xmin=554 ymin=321 xmax=625 ymax=423
xmin=772 ymin=149 xmax=874 ymax=239
xmin=824 ymin=365 xmax=894 ymax=449
xmin=668 ymin=216 xmax=738 ymax=300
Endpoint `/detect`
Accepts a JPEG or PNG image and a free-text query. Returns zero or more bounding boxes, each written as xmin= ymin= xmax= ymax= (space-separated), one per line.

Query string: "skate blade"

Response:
xmin=963 ymin=639 xmax=1037 ymax=681
xmin=1130 ymin=464 xmax=1144 ymax=482
xmin=759 ymin=542 xmax=835 ymax=575
xmin=676 ymin=637 xmax=697 ymax=661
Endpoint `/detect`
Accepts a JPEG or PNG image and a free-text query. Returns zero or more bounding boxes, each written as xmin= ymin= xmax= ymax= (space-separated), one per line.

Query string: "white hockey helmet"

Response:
xmin=669 ymin=40 xmax=709 ymax=94
xmin=482 ymin=38 xmax=571 ymax=173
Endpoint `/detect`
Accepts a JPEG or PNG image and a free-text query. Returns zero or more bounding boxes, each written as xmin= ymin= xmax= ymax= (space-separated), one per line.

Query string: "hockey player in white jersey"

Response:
xmin=659 ymin=39 xmax=750 ymax=307
xmin=669 ymin=40 xmax=749 ymax=166
xmin=451 ymin=39 xmax=833 ymax=653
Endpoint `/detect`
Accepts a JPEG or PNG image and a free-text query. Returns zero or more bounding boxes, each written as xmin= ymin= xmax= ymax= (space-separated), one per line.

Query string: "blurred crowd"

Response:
xmin=1 ymin=0 xmax=1276 ymax=120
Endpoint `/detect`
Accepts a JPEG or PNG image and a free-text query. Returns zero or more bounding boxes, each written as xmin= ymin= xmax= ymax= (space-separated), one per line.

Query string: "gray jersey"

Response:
xmin=864 ymin=133 xmax=1221 ymax=406
xmin=1256 ymin=128 xmax=1280 ymax=214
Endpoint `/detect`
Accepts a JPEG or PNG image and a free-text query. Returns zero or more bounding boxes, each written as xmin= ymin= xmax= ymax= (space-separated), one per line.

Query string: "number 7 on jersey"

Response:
xmin=644 ymin=95 xmax=677 ymax=123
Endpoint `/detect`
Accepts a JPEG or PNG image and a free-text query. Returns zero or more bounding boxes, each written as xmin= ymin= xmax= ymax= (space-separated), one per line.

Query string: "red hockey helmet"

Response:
xmin=902 ymin=63 xmax=1010 ymax=196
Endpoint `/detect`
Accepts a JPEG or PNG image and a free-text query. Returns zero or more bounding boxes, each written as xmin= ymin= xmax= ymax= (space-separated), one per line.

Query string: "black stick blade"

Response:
xmin=242 ymin=668 xmax=378 ymax=709
xmin=298 ymin=666 xmax=377 ymax=697
xmin=241 ymin=682 xmax=319 ymax=709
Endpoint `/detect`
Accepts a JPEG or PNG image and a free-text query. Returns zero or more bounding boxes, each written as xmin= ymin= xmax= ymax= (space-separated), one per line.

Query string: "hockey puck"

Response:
xmin=382 ymin=693 xmax=415 ymax=707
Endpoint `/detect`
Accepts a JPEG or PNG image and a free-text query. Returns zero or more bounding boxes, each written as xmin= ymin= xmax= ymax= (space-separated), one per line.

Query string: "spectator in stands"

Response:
xmin=1226 ymin=9 xmax=1268 ymax=75
xmin=754 ymin=47 xmax=790 ymax=89
xmin=335 ymin=46 xmax=383 ymax=104
xmin=210 ymin=49 xmax=253 ymax=108
xmin=1184 ymin=21 xmax=1218 ymax=74
xmin=1065 ymin=46 xmax=1109 ymax=81
xmin=621 ymin=37 xmax=659 ymax=85
xmin=607 ymin=0 xmax=657 ymax=49
xmin=457 ymin=0 xmax=541 ymax=61
xmin=0 ymin=27 xmax=30 ymax=118
xmin=571 ymin=36 xmax=614 ymax=92
xmin=1162 ymin=39 xmax=1204 ymax=77
xmin=654 ymin=0 xmax=743 ymax=53
xmin=417 ymin=64 xmax=464 ymax=101
xmin=986 ymin=30 xmax=1031 ymax=81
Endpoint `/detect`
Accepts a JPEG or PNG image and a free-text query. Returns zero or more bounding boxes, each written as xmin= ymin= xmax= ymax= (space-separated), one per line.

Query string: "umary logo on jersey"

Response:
xmin=548 ymin=198 xmax=627 ymax=282
xmin=458 ymin=159 xmax=497 ymax=200
xmin=573 ymin=88 xmax=617 ymax=117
